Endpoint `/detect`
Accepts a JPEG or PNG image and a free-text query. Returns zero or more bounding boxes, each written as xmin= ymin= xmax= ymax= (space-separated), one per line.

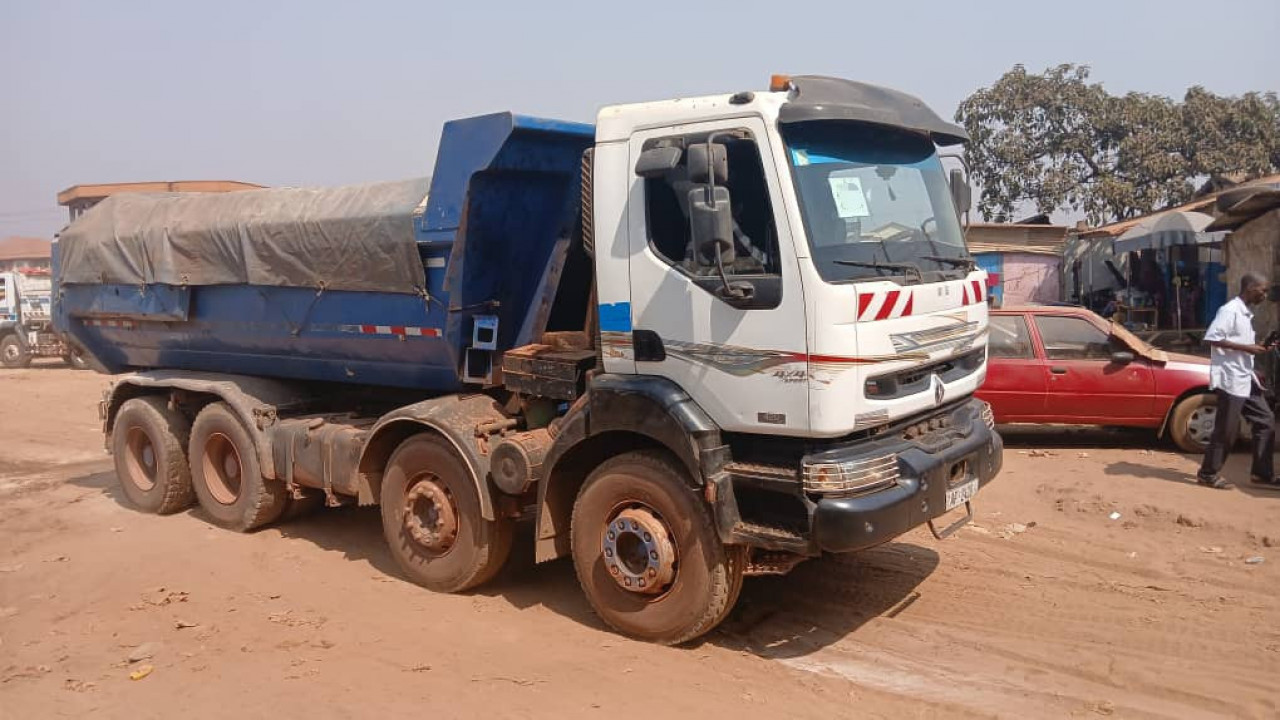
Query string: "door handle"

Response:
xmin=1050 ymin=367 xmax=1068 ymax=375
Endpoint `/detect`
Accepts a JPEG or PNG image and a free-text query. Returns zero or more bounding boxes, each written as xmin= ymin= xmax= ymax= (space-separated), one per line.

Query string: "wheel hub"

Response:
xmin=202 ymin=432 xmax=244 ymax=505
xmin=124 ymin=427 xmax=158 ymax=491
xmin=1188 ymin=407 xmax=1216 ymax=444
xmin=3 ymin=345 xmax=18 ymax=361
xmin=404 ymin=478 xmax=459 ymax=554
xmin=602 ymin=507 xmax=676 ymax=595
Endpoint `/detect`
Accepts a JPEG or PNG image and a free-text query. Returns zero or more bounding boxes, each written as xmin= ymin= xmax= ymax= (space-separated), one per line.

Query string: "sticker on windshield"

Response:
xmin=827 ymin=175 xmax=870 ymax=218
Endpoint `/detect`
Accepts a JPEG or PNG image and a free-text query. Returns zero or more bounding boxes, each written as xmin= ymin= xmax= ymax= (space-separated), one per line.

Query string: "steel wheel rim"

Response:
xmin=403 ymin=474 xmax=459 ymax=556
xmin=202 ymin=432 xmax=243 ymax=505
xmin=123 ymin=427 xmax=158 ymax=491
xmin=1187 ymin=406 xmax=1217 ymax=445
xmin=601 ymin=503 xmax=678 ymax=596
xmin=2 ymin=344 xmax=19 ymax=362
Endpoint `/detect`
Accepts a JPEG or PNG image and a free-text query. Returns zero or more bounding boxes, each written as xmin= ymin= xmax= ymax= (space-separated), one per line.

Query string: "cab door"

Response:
xmin=625 ymin=119 xmax=810 ymax=435
xmin=0 ymin=274 xmax=14 ymax=321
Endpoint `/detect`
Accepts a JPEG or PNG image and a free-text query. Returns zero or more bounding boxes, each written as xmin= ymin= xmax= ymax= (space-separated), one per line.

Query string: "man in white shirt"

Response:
xmin=1196 ymin=272 xmax=1275 ymax=489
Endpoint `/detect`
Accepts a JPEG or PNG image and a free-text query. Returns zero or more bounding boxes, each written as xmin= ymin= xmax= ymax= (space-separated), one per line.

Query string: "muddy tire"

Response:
xmin=189 ymin=402 xmax=287 ymax=531
xmin=1 ymin=334 xmax=30 ymax=369
xmin=1169 ymin=394 xmax=1216 ymax=454
xmin=380 ymin=434 xmax=513 ymax=592
xmin=111 ymin=396 xmax=195 ymax=514
xmin=570 ymin=450 xmax=742 ymax=645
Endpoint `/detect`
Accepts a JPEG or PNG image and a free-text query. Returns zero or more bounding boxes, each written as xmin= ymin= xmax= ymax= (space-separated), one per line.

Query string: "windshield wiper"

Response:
xmin=919 ymin=255 xmax=977 ymax=270
xmin=833 ymin=259 xmax=923 ymax=283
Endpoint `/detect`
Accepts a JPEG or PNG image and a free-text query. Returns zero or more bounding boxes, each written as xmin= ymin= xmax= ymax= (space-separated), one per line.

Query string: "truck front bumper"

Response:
xmin=810 ymin=398 xmax=1003 ymax=554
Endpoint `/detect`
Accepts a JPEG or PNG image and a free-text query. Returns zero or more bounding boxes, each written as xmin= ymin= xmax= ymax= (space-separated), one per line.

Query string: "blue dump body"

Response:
xmin=54 ymin=114 xmax=596 ymax=392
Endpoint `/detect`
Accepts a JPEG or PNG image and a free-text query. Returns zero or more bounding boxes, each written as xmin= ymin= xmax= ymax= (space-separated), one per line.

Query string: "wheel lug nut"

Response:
xmin=649 ymin=551 xmax=658 ymax=560
xmin=604 ymin=548 xmax=613 ymax=558
xmin=643 ymin=532 xmax=651 ymax=542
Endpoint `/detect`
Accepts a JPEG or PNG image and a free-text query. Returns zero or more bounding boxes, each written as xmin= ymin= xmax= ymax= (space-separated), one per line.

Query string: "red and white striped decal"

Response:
xmin=341 ymin=324 xmax=441 ymax=338
xmin=857 ymin=289 xmax=914 ymax=321
xmin=962 ymin=279 xmax=985 ymax=306
xmin=84 ymin=318 xmax=136 ymax=329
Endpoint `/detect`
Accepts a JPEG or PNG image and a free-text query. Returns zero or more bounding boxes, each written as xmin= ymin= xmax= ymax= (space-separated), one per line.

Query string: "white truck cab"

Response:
xmin=0 ymin=268 xmax=81 ymax=368
xmin=594 ymin=75 xmax=989 ymax=438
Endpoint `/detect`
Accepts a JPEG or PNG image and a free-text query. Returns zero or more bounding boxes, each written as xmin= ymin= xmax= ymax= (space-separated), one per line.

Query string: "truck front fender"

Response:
xmin=533 ymin=374 xmax=729 ymax=562
xmin=357 ymin=394 xmax=511 ymax=520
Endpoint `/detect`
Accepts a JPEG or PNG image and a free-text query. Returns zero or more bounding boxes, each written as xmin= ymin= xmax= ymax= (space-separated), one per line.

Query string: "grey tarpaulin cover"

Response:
xmin=59 ymin=178 xmax=430 ymax=294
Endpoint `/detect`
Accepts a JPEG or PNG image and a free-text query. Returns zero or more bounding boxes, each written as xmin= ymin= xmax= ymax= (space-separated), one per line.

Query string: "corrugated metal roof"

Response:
xmin=1079 ymin=173 xmax=1280 ymax=238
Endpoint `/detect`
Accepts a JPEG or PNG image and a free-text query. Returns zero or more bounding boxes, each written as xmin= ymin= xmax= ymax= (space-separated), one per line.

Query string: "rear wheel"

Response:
xmin=570 ymin=450 xmax=742 ymax=645
xmin=380 ymin=434 xmax=513 ymax=592
xmin=189 ymin=402 xmax=287 ymax=531
xmin=110 ymin=396 xmax=195 ymax=514
xmin=1 ymin=335 xmax=30 ymax=369
xmin=1169 ymin=394 xmax=1216 ymax=454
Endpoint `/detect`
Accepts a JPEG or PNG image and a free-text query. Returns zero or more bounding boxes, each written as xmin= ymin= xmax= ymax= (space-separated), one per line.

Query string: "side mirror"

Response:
xmin=1111 ymin=351 xmax=1135 ymax=365
xmin=949 ymin=168 xmax=972 ymax=217
xmin=689 ymin=186 xmax=734 ymax=268
xmin=687 ymin=142 xmax=728 ymax=185
xmin=635 ymin=146 xmax=683 ymax=178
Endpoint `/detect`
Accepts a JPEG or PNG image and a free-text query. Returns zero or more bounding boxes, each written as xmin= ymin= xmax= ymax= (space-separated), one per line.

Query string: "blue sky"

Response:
xmin=2 ymin=0 xmax=1278 ymax=237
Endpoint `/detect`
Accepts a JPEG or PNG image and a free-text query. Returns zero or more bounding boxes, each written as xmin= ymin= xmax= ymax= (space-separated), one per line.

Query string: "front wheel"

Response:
xmin=570 ymin=450 xmax=743 ymax=645
xmin=1169 ymin=394 xmax=1216 ymax=454
xmin=379 ymin=434 xmax=513 ymax=592
xmin=1 ymin=335 xmax=30 ymax=369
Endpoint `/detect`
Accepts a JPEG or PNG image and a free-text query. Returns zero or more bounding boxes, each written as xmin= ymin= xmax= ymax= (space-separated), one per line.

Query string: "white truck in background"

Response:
xmin=0 ymin=268 xmax=87 ymax=369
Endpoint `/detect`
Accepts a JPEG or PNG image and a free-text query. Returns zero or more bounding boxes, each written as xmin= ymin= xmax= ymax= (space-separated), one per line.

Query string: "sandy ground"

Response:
xmin=2 ymin=365 xmax=1279 ymax=719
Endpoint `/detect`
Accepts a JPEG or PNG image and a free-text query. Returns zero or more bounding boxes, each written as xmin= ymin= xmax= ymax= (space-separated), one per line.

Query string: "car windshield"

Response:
xmin=782 ymin=121 xmax=969 ymax=283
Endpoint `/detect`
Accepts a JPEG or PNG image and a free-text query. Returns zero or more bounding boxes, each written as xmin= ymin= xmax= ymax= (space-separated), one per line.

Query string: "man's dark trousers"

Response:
xmin=1198 ymin=386 xmax=1275 ymax=481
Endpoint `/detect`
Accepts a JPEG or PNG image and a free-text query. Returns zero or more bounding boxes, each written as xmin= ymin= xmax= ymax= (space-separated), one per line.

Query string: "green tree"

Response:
xmin=956 ymin=64 xmax=1280 ymax=225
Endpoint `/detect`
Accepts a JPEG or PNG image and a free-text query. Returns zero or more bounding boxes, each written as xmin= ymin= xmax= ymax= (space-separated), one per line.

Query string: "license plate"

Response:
xmin=945 ymin=477 xmax=978 ymax=511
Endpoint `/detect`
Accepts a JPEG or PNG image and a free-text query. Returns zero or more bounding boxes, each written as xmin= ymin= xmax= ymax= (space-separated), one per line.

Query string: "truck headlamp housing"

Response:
xmin=802 ymin=453 xmax=899 ymax=495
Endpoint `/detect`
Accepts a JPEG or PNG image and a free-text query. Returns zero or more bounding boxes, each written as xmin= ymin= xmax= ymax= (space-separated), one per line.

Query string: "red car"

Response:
xmin=978 ymin=306 xmax=1215 ymax=453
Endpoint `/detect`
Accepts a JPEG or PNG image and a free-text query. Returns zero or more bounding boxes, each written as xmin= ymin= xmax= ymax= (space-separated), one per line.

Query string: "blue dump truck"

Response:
xmin=55 ymin=76 xmax=1002 ymax=644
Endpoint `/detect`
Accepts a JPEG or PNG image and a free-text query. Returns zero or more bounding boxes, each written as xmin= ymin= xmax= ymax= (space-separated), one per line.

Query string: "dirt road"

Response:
xmin=2 ymin=366 xmax=1278 ymax=719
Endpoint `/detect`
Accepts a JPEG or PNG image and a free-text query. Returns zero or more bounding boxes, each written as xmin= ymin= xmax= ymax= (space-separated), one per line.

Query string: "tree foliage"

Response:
xmin=956 ymin=64 xmax=1280 ymax=225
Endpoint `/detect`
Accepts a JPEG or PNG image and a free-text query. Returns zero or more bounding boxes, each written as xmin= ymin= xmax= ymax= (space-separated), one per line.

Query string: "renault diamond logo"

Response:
xmin=934 ymin=375 xmax=945 ymax=406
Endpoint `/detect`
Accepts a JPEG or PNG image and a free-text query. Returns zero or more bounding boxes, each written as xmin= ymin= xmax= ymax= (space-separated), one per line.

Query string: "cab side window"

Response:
xmin=643 ymin=130 xmax=781 ymax=279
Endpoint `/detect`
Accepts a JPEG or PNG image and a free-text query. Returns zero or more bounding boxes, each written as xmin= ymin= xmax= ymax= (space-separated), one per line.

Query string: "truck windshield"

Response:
xmin=782 ymin=122 xmax=970 ymax=283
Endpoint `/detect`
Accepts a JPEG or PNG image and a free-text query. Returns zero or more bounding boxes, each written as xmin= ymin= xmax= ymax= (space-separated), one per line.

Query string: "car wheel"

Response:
xmin=1169 ymin=394 xmax=1216 ymax=454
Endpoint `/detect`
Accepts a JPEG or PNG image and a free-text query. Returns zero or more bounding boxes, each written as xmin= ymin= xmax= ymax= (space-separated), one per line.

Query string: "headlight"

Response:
xmin=802 ymin=453 xmax=899 ymax=495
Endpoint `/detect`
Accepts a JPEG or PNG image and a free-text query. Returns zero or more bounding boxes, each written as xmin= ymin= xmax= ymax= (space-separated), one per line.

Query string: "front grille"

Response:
xmin=865 ymin=348 xmax=984 ymax=400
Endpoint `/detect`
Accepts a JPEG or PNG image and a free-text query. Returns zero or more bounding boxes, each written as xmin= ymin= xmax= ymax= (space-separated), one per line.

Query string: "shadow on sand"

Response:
xmin=68 ymin=466 xmax=939 ymax=653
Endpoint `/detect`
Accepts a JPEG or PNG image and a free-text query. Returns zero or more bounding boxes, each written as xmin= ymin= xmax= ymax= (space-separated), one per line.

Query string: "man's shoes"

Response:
xmin=1197 ymin=475 xmax=1232 ymax=489
xmin=1248 ymin=476 xmax=1280 ymax=489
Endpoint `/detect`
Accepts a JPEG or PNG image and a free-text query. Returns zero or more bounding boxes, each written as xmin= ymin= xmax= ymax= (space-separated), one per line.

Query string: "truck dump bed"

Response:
xmin=54 ymin=113 xmax=595 ymax=391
